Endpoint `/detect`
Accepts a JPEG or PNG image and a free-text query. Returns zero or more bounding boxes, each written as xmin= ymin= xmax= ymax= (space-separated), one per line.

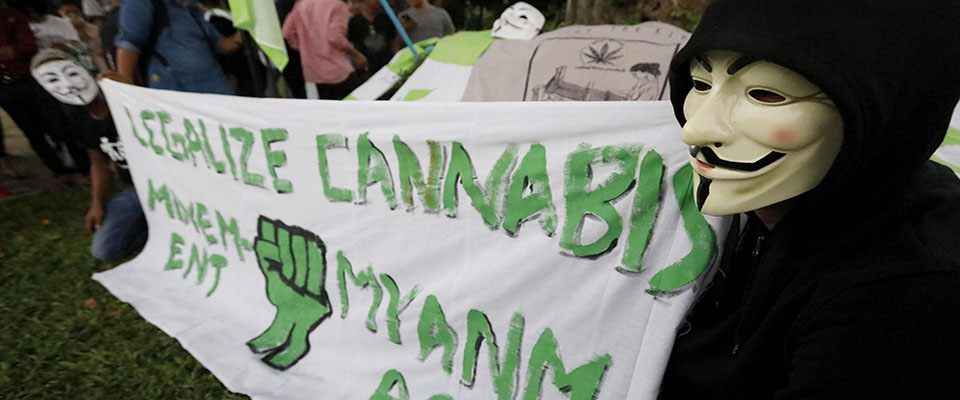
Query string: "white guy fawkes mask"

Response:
xmin=32 ymin=59 xmax=100 ymax=106
xmin=682 ymin=50 xmax=844 ymax=216
xmin=491 ymin=2 xmax=545 ymax=41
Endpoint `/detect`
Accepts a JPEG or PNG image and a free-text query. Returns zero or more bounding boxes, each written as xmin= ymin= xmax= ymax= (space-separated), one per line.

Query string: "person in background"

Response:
xmin=275 ymin=0 xmax=305 ymax=98
xmin=111 ymin=0 xmax=242 ymax=94
xmin=13 ymin=0 xmax=97 ymax=174
xmin=347 ymin=0 xmax=396 ymax=80
xmin=12 ymin=0 xmax=95 ymax=71
xmin=2 ymin=1 xmax=86 ymax=179
xmin=398 ymin=0 xmax=453 ymax=43
xmin=58 ymin=0 xmax=110 ymax=73
xmin=31 ymin=49 xmax=146 ymax=261
xmin=432 ymin=0 xmax=463 ymax=30
xmin=81 ymin=0 xmax=112 ymax=25
xmin=0 ymin=4 xmax=32 ymax=178
xmin=282 ymin=0 xmax=368 ymax=100
xmin=0 ymin=123 xmax=15 ymax=178
xmin=198 ymin=0 xmax=265 ymax=97
xmin=98 ymin=0 xmax=121 ymax=70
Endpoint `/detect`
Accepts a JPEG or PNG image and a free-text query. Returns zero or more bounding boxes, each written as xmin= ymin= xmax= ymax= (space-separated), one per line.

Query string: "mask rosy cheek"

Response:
xmin=773 ymin=128 xmax=796 ymax=147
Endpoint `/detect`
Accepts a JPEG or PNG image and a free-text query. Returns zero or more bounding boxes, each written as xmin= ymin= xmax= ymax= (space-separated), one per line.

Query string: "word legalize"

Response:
xmin=121 ymin=107 xmax=716 ymax=293
xmin=251 ymin=216 xmax=612 ymax=399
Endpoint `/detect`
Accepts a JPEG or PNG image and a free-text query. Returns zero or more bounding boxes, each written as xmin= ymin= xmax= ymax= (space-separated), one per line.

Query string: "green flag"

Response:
xmin=228 ymin=0 xmax=289 ymax=70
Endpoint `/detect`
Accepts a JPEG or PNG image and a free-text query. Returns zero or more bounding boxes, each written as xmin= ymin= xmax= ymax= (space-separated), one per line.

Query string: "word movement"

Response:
xmin=148 ymin=180 xmax=249 ymax=296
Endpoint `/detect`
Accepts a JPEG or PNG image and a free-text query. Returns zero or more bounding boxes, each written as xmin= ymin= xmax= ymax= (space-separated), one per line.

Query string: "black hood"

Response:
xmin=665 ymin=0 xmax=960 ymax=366
xmin=668 ymin=0 xmax=960 ymax=217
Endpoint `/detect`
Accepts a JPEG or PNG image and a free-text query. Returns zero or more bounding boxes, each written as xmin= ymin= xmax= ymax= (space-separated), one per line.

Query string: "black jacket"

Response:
xmin=660 ymin=0 xmax=960 ymax=398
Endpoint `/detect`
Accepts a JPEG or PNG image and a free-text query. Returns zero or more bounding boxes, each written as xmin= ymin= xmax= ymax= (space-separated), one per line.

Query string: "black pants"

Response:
xmin=282 ymin=48 xmax=307 ymax=99
xmin=307 ymin=73 xmax=361 ymax=100
xmin=0 ymin=76 xmax=86 ymax=174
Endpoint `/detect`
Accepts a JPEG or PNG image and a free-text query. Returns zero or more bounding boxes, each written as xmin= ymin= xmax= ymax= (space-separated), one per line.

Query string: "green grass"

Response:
xmin=0 ymin=187 xmax=246 ymax=399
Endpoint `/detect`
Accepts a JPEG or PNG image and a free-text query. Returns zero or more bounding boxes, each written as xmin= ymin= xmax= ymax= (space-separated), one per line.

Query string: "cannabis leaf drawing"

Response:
xmin=582 ymin=42 xmax=624 ymax=65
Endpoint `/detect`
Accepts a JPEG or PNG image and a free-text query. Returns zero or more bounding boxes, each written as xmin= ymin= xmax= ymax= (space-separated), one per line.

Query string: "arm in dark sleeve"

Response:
xmin=209 ymin=16 xmax=238 ymax=37
xmin=347 ymin=16 xmax=364 ymax=46
xmin=195 ymin=10 xmax=225 ymax=52
xmin=374 ymin=13 xmax=397 ymax=41
xmin=774 ymin=273 xmax=960 ymax=399
xmin=114 ymin=0 xmax=154 ymax=53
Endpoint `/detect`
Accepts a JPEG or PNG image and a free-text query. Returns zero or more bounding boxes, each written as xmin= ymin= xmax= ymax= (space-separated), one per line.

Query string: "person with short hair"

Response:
xmin=398 ymin=0 xmax=454 ymax=43
xmin=347 ymin=0 xmax=397 ymax=79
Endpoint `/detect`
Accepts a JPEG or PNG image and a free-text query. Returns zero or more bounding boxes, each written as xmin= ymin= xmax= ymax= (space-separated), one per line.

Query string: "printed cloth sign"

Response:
xmin=462 ymin=23 xmax=690 ymax=102
xmin=93 ymin=80 xmax=728 ymax=400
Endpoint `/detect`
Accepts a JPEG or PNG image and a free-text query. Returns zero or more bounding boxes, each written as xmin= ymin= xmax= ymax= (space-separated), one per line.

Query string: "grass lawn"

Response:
xmin=0 ymin=186 xmax=246 ymax=399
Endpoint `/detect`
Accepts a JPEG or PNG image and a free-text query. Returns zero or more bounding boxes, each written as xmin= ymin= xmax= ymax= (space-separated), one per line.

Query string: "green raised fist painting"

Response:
xmin=247 ymin=216 xmax=332 ymax=370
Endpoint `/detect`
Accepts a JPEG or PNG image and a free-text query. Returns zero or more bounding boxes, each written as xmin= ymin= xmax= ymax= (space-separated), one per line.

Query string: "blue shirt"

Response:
xmin=115 ymin=0 xmax=233 ymax=94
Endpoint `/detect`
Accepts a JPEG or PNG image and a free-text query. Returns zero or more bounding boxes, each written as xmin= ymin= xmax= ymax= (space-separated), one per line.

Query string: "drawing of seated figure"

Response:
xmin=628 ymin=62 xmax=661 ymax=100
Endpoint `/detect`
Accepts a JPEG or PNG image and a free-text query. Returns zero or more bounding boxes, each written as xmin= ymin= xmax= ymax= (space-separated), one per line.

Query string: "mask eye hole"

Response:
xmin=748 ymin=89 xmax=787 ymax=104
xmin=692 ymin=79 xmax=712 ymax=92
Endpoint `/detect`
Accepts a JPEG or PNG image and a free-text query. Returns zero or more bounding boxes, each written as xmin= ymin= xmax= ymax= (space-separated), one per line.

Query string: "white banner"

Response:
xmin=93 ymin=80 xmax=727 ymax=400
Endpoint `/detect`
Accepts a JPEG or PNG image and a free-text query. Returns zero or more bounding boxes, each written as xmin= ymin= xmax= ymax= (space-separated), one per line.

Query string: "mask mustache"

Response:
xmin=689 ymin=145 xmax=786 ymax=172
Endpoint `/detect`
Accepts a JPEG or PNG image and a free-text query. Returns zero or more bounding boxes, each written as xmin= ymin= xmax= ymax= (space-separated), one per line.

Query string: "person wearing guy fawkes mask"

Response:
xmin=1 ymin=2 xmax=85 ymax=179
xmin=658 ymin=0 xmax=960 ymax=398
xmin=31 ymin=49 xmax=146 ymax=262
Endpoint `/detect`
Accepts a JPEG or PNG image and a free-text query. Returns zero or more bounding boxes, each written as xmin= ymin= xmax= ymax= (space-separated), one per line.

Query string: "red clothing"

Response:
xmin=282 ymin=0 xmax=354 ymax=84
xmin=0 ymin=7 xmax=38 ymax=77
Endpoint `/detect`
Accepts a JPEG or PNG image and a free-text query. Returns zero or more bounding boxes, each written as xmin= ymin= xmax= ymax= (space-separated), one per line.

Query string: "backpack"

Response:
xmin=135 ymin=0 xmax=169 ymax=85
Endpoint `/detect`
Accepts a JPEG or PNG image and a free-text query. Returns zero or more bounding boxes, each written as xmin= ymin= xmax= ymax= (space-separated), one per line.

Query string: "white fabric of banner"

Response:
xmin=389 ymin=58 xmax=475 ymax=102
xmin=933 ymin=103 xmax=960 ymax=171
xmin=93 ymin=80 xmax=728 ymax=400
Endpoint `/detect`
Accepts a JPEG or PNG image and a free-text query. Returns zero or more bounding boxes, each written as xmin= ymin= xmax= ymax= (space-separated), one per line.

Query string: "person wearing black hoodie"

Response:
xmin=659 ymin=0 xmax=960 ymax=398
